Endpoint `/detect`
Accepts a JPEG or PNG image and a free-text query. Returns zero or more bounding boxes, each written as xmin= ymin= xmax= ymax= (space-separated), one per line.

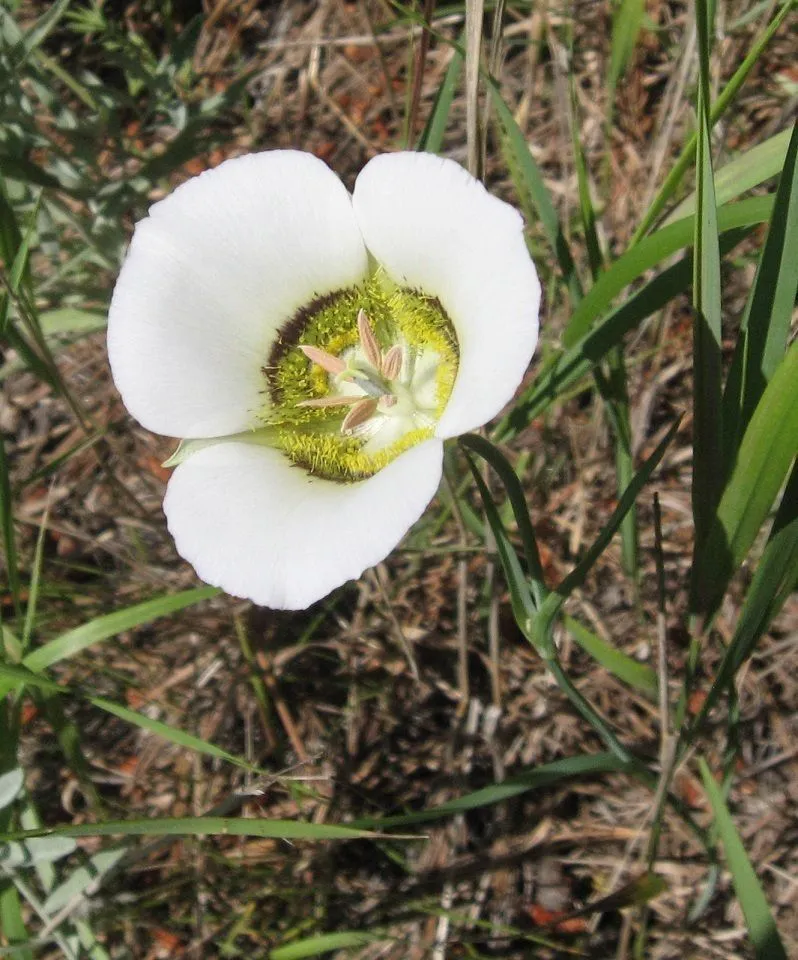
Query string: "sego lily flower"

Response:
xmin=108 ymin=151 xmax=540 ymax=609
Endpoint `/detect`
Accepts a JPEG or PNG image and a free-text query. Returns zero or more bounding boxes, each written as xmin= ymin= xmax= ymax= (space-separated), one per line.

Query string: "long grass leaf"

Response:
xmin=632 ymin=0 xmax=796 ymax=242
xmin=416 ymin=46 xmax=463 ymax=153
xmin=0 ymin=662 xmax=261 ymax=773
xmin=564 ymin=616 xmax=658 ymax=698
xmin=0 ymin=434 xmax=22 ymax=620
xmin=544 ymin=419 xmax=680 ymax=614
xmin=722 ymin=122 xmax=798 ymax=468
xmin=0 ymin=886 xmax=33 ymax=960
xmin=691 ymin=339 xmax=798 ymax=620
xmin=459 ymin=434 xmax=548 ymax=606
xmin=607 ymin=0 xmax=645 ymax=123
xmin=271 ymin=933 xmax=388 ymax=960
xmin=692 ymin=461 xmax=798 ymax=729
xmin=23 ymin=585 xmax=220 ymax=672
xmin=352 ymin=752 xmax=630 ymax=829
xmin=698 ymin=759 xmax=788 ymax=960
xmin=691 ymin=0 xmax=724 ymax=553
xmin=665 ymin=127 xmax=792 ymax=224
xmin=489 ymin=78 xmax=582 ymax=302
xmin=0 ymin=818 xmax=396 ymax=843
xmin=564 ymin=195 xmax=773 ymax=347
xmin=500 ymin=225 xmax=757 ymax=438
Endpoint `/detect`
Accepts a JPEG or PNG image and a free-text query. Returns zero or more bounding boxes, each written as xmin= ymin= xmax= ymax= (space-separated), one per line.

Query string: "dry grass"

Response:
xmin=3 ymin=1 xmax=798 ymax=957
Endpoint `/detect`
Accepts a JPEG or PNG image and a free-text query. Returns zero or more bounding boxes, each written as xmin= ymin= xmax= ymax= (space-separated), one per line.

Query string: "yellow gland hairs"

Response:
xmin=262 ymin=272 xmax=458 ymax=481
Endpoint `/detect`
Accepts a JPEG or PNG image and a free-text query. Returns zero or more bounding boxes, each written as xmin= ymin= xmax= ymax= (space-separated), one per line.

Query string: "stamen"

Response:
xmin=357 ymin=309 xmax=382 ymax=369
xmin=297 ymin=395 xmax=360 ymax=408
xmin=381 ymin=345 xmax=403 ymax=381
xmin=299 ymin=344 xmax=346 ymax=375
xmin=341 ymin=397 xmax=379 ymax=435
xmin=378 ymin=395 xmax=398 ymax=410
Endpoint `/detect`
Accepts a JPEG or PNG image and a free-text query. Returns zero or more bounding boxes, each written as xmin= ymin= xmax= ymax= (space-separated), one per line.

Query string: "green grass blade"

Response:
xmin=463 ymin=452 xmax=539 ymax=643
xmin=416 ymin=44 xmax=463 ymax=153
xmin=632 ymin=0 xmax=796 ymax=242
xmin=270 ymin=933 xmax=388 ymax=960
xmin=563 ymin=195 xmax=773 ymax=347
xmin=352 ymin=752 xmax=630 ymax=829
xmin=692 ymin=461 xmax=798 ymax=730
xmin=691 ymin=339 xmax=798 ymax=620
xmin=607 ymin=0 xmax=645 ymax=122
xmin=665 ymin=127 xmax=792 ymax=224
xmin=489 ymin=78 xmax=582 ymax=302
xmin=0 ymin=886 xmax=33 ymax=960
xmin=691 ymin=0 xmax=724 ymax=552
xmin=722 ymin=122 xmax=798 ymax=468
xmin=86 ymin=693 xmax=262 ymax=773
xmin=564 ymin=615 xmax=658 ymax=698
xmin=698 ymin=759 xmax=788 ymax=960
xmin=1 ymin=817 xmax=395 ymax=843
xmin=0 ymin=434 xmax=22 ymax=621
xmin=546 ymin=419 xmax=680 ymax=611
xmin=499 ymin=224 xmax=757 ymax=438
xmin=7 ymin=194 xmax=40 ymax=295
xmin=459 ymin=433 xmax=547 ymax=606
xmin=0 ymin=662 xmax=262 ymax=774
xmin=23 ymin=585 xmax=220 ymax=671
xmin=21 ymin=497 xmax=49 ymax=651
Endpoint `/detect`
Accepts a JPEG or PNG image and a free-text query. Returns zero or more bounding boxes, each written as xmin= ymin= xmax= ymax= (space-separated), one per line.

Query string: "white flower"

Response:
xmin=108 ymin=151 xmax=540 ymax=609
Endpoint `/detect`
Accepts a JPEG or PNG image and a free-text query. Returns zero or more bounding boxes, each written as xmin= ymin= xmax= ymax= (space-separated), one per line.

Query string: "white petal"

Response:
xmin=163 ymin=440 xmax=444 ymax=609
xmin=108 ymin=151 xmax=369 ymax=439
xmin=352 ymin=152 xmax=541 ymax=439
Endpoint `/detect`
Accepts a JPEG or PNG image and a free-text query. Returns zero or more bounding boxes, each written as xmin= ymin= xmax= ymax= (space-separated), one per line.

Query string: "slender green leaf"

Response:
xmin=564 ymin=616 xmax=658 ymax=698
xmin=352 ymin=752 xmax=631 ymax=829
xmin=544 ymin=419 xmax=680 ymax=616
xmin=691 ymin=339 xmax=798 ymax=619
xmin=499 ymin=225 xmax=757 ymax=439
xmin=8 ymin=194 xmax=40 ymax=294
xmin=607 ymin=0 xmax=645 ymax=120
xmin=0 ymin=434 xmax=22 ymax=619
xmin=692 ymin=461 xmax=798 ymax=730
xmin=1 ymin=817 xmax=393 ymax=843
xmin=563 ymin=195 xmax=773 ymax=347
xmin=723 ymin=122 xmax=798 ymax=467
xmin=417 ymin=46 xmax=462 ymax=153
xmin=271 ymin=933 xmax=387 ymax=960
xmin=632 ymin=0 xmax=796 ymax=242
xmin=489 ymin=78 xmax=582 ymax=302
xmin=37 ymin=307 xmax=107 ymax=338
xmin=463 ymin=453 xmax=539 ymax=646
xmin=0 ymin=885 xmax=32 ymax=960
xmin=23 ymin=586 xmax=220 ymax=672
xmin=0 ymin=183 xmax=22 ymax=271
xmin=691 ymin=0 xmax=724 ymax=552
xmin=459 ymin=433 xmax=547 ymax=606
xmin=665 ymin=127 xmax=792 ymax=224
xmin=699 ymin=759 xmax=788 ymax=960
xmin=0 ymin=662 xmax=261 ymax=773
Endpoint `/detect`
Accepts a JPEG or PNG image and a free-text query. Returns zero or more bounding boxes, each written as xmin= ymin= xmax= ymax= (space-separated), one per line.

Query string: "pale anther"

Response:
xmin=341 ymin=397 xmax=379 ymax=435
xmin=381 ymin=344 xmax=403 ymax=381
xmin=357 ymin=309 xmax=382 ymax=369
xmin=299 ymin=344 xmax=346 ymax=375
xmin=297 ymin=395 xmax=360 ymax=408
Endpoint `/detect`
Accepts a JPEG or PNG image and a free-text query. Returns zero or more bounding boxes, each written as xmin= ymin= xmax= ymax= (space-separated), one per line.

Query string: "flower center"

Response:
xmin=262 ymin=273 xmax=458 ymax=481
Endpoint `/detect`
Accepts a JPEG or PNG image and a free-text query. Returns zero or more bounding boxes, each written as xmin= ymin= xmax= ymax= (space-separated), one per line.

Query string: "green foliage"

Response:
xmin=699 ymin=760 xmax=789 ymax=959
xmin=1 ymin=0 xmax=796 ymax=955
